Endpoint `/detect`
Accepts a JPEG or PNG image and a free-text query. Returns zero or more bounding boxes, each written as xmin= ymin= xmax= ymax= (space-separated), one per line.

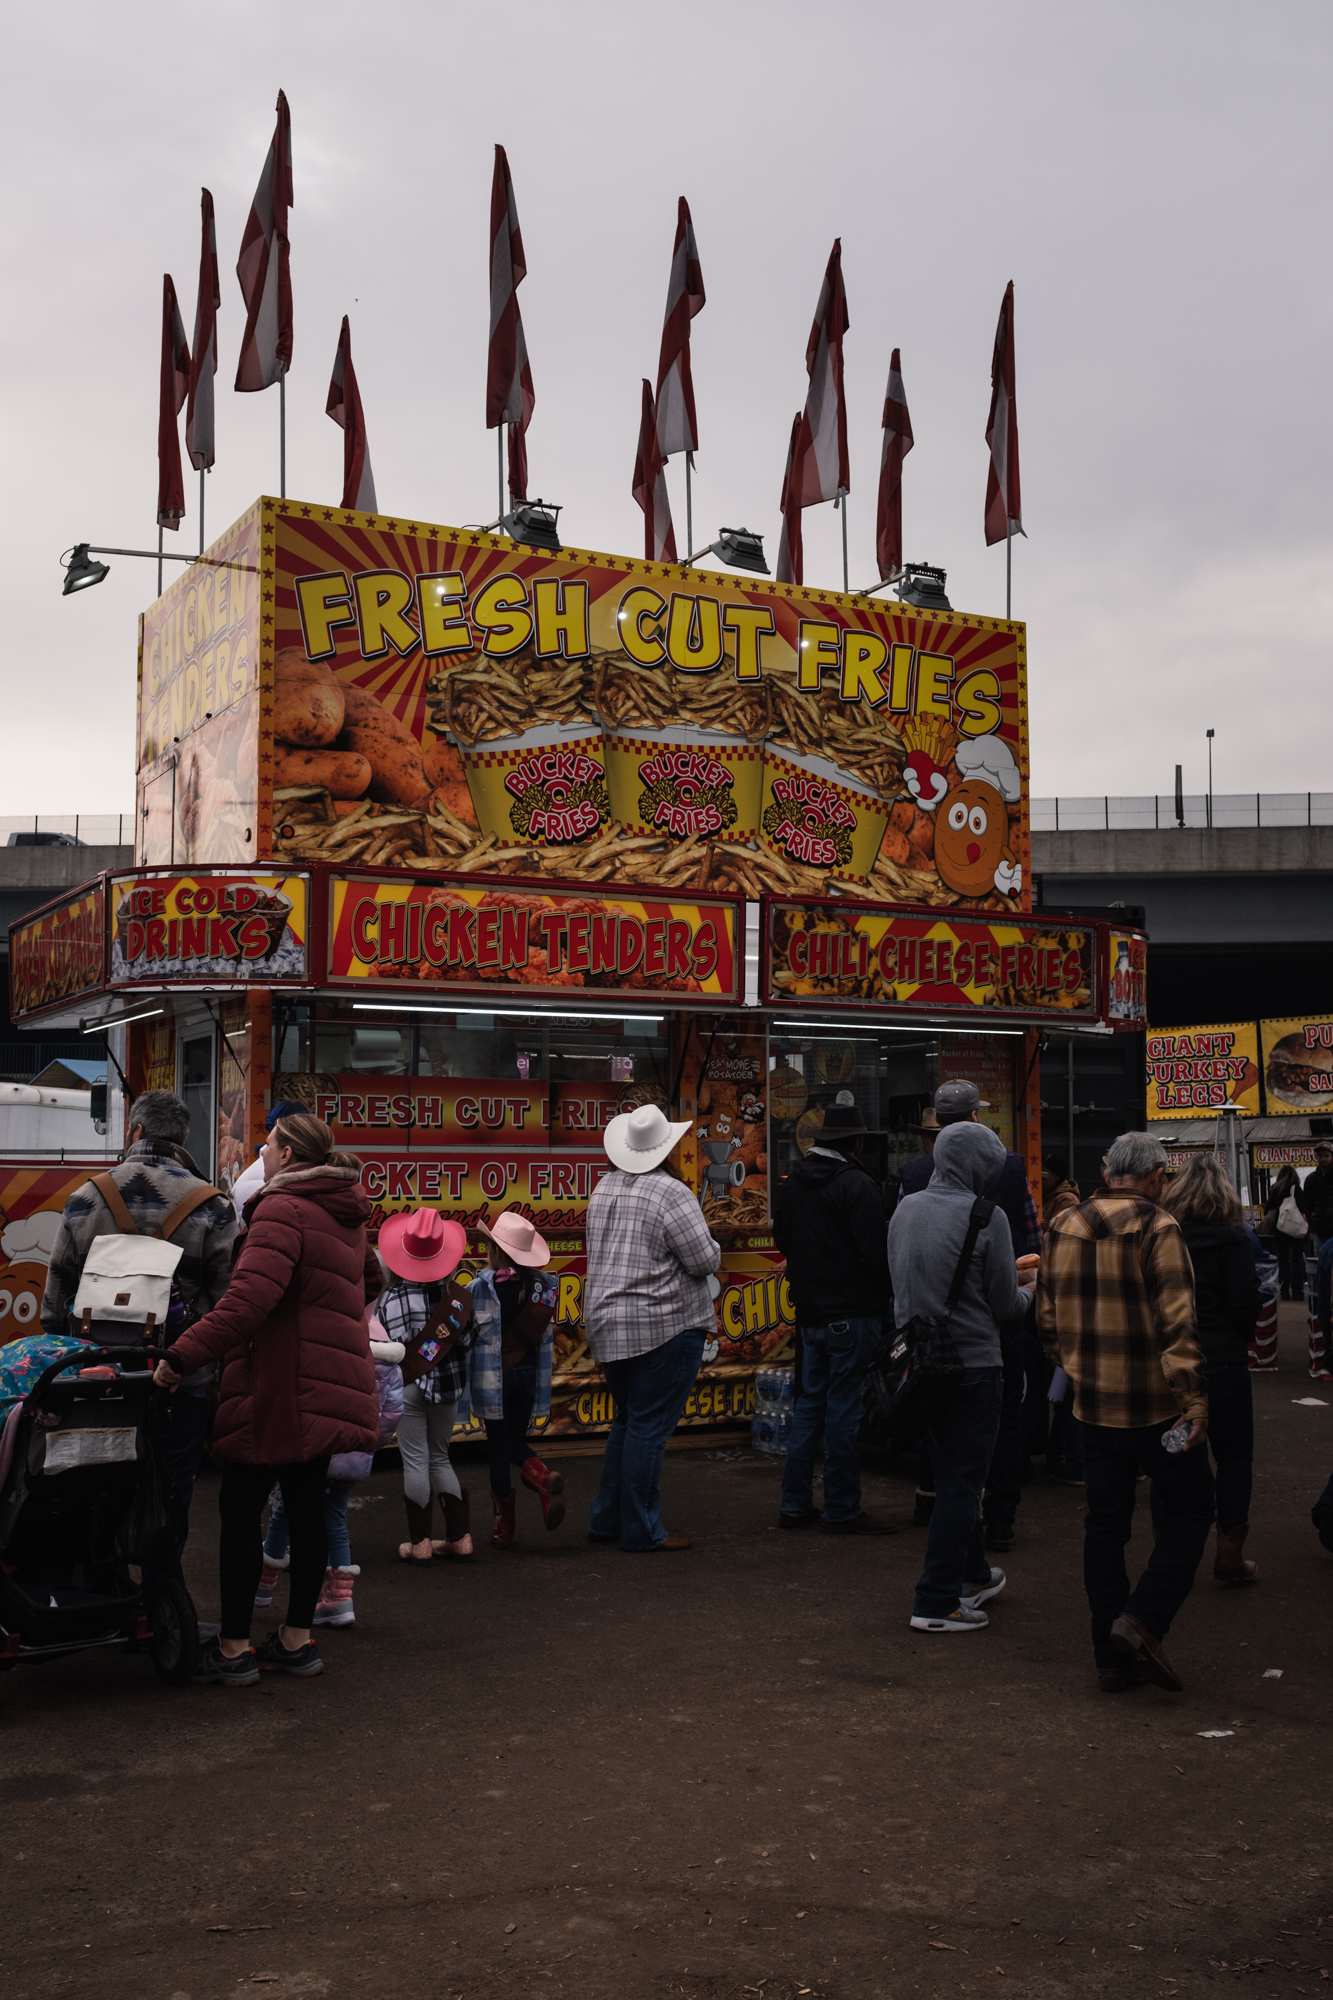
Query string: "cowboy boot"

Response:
xmin=439 ymin=1487 xmax=475 ymax=1559
xmin=398 ymin=1498 xmax=435 ymax=1561
xmin=520 ymin=1455 xmax=566 ymax=1531
xmin=491 ymin=1492 xmax=517 ymax=1549
xmin=1214 ymin=1525 xmax=1259 ymax=1586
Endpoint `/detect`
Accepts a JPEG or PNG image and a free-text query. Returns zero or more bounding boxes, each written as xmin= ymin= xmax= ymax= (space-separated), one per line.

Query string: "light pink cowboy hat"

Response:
xmin=378 ymin=1208 xmax=468 ymax=1283
xmin=480 ymin=1209 xmax=551 ymax=1269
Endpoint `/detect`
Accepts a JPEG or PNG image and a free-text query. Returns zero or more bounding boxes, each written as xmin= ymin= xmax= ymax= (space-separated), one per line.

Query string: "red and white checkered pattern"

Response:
xmin=794 ymin=239 xmax=850 ymax=508
xmin=875 ymin=347 xmax=913 ymax=582
xmin=654 ymin=196 xmax=705 ymax=463
xmin=776 ymin=412 xmax=804 ymax=585
xmin=633 ymin=379 xmax=677 ymax=563
xmin=235 ymin=90 xmax=293 ymax=394
xmin=487 ymin=144 xmax=536 ymax=503
xmin=326 ymin=315 xmax=377 ymax=514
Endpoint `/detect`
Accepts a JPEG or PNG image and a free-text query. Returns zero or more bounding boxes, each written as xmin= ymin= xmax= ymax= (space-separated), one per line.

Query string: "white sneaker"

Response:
xmin=961 ymin=1567 xmax=1007 ymax=1610
xmin=909 ymin=1605 xmax=990 ymax=1632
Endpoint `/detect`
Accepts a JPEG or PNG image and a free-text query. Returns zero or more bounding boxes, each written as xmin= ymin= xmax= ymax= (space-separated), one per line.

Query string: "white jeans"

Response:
xmin=398 ymin=1384 xmax=461 ymax=1507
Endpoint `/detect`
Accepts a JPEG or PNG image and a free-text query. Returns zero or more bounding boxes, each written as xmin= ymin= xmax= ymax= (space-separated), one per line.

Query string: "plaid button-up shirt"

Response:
xmin=583 ymin=1169 xmax=721 ymax=1364
xmin=377 ymin=1279 xmax=471 ymax=1405
xmin=1036 ymin=1193 xmax=1206 ymax=1429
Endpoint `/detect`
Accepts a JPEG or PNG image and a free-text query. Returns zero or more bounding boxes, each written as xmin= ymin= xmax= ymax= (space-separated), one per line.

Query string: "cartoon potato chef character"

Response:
xmin=904 ymin=732 xmax=1022 ymax=900
xmin=0 ymin=1209 xmax=61 ymax=1346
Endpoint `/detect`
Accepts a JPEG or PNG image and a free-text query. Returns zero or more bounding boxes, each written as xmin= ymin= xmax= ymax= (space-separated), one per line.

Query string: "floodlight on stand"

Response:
xmin=61 ymin=544 xmax=111 ymax=595
xmin=684 ymin=526 xmax=768 ymax=575
xmin=500 ymin=499 xmax=563 ymax=553
xmin=897 ymin=562 xmax=952 ymax=612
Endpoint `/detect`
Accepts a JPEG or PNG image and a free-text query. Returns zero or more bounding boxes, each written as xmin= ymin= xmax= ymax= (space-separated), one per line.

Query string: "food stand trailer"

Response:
xmin=3 ymin=496 xmax=1137 ymax=1426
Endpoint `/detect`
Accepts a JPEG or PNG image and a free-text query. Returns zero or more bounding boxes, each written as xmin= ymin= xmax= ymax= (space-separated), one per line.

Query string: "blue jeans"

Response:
xmin=914 ymin=1366 xmax=1004 ymax=1616
xmin=589 ymin=1330 xmax=706 ymax=1551
xmin=264 ymin=1480 xmax=353 ymax=1568
xmin=780 ymin=1316 xmax=881 ymax=1523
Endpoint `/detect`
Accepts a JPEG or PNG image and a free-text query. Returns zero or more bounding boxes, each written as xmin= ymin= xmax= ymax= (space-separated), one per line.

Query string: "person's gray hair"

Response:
xmin=127 ymin=1090 xmax=191 ymax=1145
xmin=1103 ymin=1132 xmax=1168 ymax=1182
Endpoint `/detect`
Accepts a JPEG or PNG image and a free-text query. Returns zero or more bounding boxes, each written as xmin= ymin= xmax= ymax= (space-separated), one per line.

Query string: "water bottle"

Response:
xmin=1161 ymin=1416 xmax=1193 ymax=1455
xmin=775 ymin=1367 xmax=795 ymax=1453
xmin=751 ymin=1370 xmax=780 ymax=1456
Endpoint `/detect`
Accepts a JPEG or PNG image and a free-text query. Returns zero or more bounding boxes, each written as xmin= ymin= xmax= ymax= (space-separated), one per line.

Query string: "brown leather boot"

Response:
xmin=439 ymin=1488 xmax=475 ymax=1559
xmin=398 ymin=1498 xmax=435 ymax=1562
xmin=491 ymin=1492 xmax=517 ymax=1548
xmin=1214 ymin=1525 xmax=1259 ymax=1586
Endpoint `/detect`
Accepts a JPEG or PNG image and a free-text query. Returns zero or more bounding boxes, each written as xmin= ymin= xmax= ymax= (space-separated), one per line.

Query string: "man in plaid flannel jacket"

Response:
xmin=1037 ymin=1130 xmax=1212 ymax=1695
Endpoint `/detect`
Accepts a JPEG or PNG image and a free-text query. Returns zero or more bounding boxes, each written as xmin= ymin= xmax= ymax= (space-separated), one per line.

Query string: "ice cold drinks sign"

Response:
xmin=109 ymin=873 xmax=309 ymax=985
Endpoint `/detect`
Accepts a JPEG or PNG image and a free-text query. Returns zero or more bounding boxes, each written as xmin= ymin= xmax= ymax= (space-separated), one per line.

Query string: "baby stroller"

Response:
xmin=0 ymin=1342 xmax=201 ymax=1684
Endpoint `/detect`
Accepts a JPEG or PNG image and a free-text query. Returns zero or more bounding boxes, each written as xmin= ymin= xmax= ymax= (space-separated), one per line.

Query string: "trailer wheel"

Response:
xmin=150 ymin=1580 xmax=201 ymax=1685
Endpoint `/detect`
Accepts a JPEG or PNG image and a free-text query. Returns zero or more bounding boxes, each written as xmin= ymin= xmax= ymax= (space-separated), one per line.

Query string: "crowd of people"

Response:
xmin=28 ymin=1080 xmax=1327 ymax=1694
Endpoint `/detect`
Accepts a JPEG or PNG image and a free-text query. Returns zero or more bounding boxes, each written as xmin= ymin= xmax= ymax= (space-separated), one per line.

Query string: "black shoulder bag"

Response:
xmin=871 ymin=1197 xmax=995 ymax=1447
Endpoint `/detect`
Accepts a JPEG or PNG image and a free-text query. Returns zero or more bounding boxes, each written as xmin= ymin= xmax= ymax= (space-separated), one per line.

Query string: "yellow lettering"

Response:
xmin=354 ymin=571 xmax=416 ymax=657
xmin=796 ymin=619 xmax=840 ymax=691
xmin=916 ymin=649 xmax=955 ymax=720
xmin=532 ymin=578 xmax=590 ymax=659
xmin=888 ymin=643 xmax=914 ymax=711
xmin=741 ymin=1282 xmax=766 ymax=1336
xmin=418 ymin=573 xmax=471 ymax=655
xmin=470 ymin=574 xmax=533 ymax=657
xmin=956 ymin=667 xmax=1002 ymax=738
xmin=666 ymin=593 xmax=723 ymax=674
xmin=722 ymin=604 xmax=774 ymax=681
xmin=556 ymin=1273 xmax=581 ymax=1324
xmin=839 ymin=629 xmax=889 ymax=704
xmin=617 ymin=586 xmax=667 ymax=667
xmin=296 ymin=571 xmax=356 ymax=660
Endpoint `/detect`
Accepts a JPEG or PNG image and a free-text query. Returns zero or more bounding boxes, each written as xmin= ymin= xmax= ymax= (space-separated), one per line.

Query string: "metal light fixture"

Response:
xmin=897 ymin=563 xmax=952 ymax=612
xmin=59 ymin=541 xmax=198 ymax=596
xmin=61 ymin=544 xmax=111 ymax=595
xmin=501 ymin=499 xmax=563 ymax=553
xmin=684 ymin=526 xmax=769 ymax=575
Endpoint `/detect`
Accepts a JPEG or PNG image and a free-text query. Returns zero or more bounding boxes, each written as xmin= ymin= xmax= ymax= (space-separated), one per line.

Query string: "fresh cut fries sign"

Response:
xmin=253 ymin=497 xmax=1028 ymax=913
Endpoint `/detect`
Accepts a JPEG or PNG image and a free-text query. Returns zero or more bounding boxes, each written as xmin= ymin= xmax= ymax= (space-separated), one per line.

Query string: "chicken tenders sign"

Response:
xmin=326 ymin=876 xmax=740 ymax=1004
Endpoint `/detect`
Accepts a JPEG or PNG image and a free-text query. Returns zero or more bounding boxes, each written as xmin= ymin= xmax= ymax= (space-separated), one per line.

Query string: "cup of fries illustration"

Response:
xmin=594 ymin=656 xmax=768 ymax=847
xmin=430 ymin=652 xmax=610 ymax=851
xmin=758 ymin=743 xmax=891 ymax=885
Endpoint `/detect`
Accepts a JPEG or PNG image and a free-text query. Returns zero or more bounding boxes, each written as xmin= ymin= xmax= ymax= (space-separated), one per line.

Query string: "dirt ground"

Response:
xmin=6 ymin=1303 xmax=1333 ymax=2000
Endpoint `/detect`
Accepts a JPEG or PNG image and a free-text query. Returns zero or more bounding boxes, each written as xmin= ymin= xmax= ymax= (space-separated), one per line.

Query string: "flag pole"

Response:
xmin=497 ymin=425 xmax=506 ymax=522
xmin=198 ymin=470 xmax=206 ymax=555
xmin=279 ymin=372 xmax=287 ymax=498
xmin=157 ymin=526 xmax=164 ymax=596
xmin=840 ymin=495 xmax=849 ymax=593
xmin=1006 ymin=526 xmax=1012 ymax=620
xmin=685 ymin=457 xmax=694 ymax=566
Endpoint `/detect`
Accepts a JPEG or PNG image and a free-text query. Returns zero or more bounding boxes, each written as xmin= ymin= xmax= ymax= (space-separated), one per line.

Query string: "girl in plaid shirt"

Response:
xmin=377 ymin=1209 xmax=475 ymax=1563
xmin=468 ymin=1210 xmax=562 ymax=1549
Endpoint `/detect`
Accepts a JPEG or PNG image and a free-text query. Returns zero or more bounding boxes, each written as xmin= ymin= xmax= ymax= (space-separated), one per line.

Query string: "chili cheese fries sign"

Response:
xmin=1145 ymin=1023 xmax=1261 ymax=1119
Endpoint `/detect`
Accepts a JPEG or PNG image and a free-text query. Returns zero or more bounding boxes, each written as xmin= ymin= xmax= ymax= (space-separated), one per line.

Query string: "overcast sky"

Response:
xmin=3 ymin=0 xmax=1330 ymax=817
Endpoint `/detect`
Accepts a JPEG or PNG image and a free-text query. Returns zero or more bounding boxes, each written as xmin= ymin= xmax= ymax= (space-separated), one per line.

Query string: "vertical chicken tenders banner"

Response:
xmin=136 ymin=504 xmax=263 ymax=866
xmin=1145 ymin=1023 xmax=1262 ymax=1119
xmin=237 ymin=496 xmax=1028 ymax=910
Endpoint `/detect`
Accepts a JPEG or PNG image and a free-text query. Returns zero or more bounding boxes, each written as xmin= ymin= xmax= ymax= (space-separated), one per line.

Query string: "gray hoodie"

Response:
xmin=887 ymin=1122 xmax=1029 ymax=1368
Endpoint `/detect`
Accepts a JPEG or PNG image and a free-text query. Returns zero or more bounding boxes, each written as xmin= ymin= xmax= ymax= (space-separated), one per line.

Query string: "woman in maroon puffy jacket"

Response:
xmin=154 ymin=1113 xmax=380 ymax=1685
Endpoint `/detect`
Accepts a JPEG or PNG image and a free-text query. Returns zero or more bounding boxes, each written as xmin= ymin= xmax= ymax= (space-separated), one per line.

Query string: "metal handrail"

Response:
xmin=1032 ymin=792 xmax=1333 ymax=833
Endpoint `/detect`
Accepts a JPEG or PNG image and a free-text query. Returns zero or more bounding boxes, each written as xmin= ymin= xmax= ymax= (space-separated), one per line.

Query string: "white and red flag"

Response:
xmin=326 ymin=316 xmax=377 ymax=514
xmin=776 ymin=412 xmax=805 ymax=585
xmin=185 ymin=188 xmax=220 ymax=472
xmin=235 ymin=89 xmax=293 ymax=393
xmin=632 ymin=380 xmax=677 ymax=562
xmin=984 ymin=279 xmax=1023 ymax=546
xmin=487 ymin=143 xmax=535 ymax=503
xmin=875 ymin=347 xmax=913 ymax=581
xmin=795 ymin=238 xmax=850 ymax=507
xmin=157 ymin=274 xmax=190 ymax=530
xmin=654 ymin=196 xmax=705 ymax=462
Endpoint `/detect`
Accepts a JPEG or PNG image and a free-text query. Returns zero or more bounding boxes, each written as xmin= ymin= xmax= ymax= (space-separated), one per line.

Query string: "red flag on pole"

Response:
xmin=984 ymin=280 xmax=1023 ymax=546
xmin=157 ymin=275 xmax=190 ymax=530
xmin=795 ymin=239 xmax=850 ymax=507
xmin=326 ymin=316 xmax=377 ymax=514
xmin=487 ymin=144 xmax=536 ymax=503
xmin=235 ymin=90 xmax=293 ymax=392
xmin=776 ymin=412 xmax=805 ymax=585
xmin=654 ymin=197 xmax=705 ymax=462
xmin=875 ymin=347 xmax=913 ymax=581
xmin=186 ymin=188 xmax=219 ymax=472
xmin=632 ymin=380 xmax=677 ymax=563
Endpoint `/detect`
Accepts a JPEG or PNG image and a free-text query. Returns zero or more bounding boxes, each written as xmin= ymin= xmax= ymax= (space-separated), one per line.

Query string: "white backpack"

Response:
xmin=1277 ymin=1193 xmax=1309 ymax=1240
xmin=70 ymin=1171 xmax=220 ymax=1344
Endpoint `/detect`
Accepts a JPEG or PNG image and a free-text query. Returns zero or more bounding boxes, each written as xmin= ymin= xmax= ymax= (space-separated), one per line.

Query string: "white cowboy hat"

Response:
xmin=480 ymin=1209 xmax=550 ymax=1269
xmin=604 ymin=1103 xmax=693 ymax=1175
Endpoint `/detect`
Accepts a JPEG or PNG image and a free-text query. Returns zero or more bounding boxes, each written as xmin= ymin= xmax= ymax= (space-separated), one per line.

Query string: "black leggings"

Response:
xmin=485 ymin=1360 xmax=539 ymax=1498
xmin=219 ymin=1458 xmax=331 ymax=1641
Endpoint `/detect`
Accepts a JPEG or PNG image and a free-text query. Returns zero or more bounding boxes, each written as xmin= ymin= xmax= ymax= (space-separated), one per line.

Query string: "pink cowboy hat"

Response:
xmin=480 ymin=1209 xmax=550 ymax=1269
xmin=378 ymin=1208 xmax=468 ymax=1283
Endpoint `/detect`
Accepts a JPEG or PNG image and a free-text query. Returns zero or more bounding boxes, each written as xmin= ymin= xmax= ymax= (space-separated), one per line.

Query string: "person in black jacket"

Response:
xmin=896 ymin=1083 xmax=1038 ymax=1255
xmin=1163 ymin=1154 xmax=1262 ymax=1585
xmin=773 ymin=1103 xmax=892 ymax=1534
xmin=1263 ymin=1165 xmax=1307 ymax=1300
xmin=1300 ymin=1144 xmax=1333 ymax=1249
